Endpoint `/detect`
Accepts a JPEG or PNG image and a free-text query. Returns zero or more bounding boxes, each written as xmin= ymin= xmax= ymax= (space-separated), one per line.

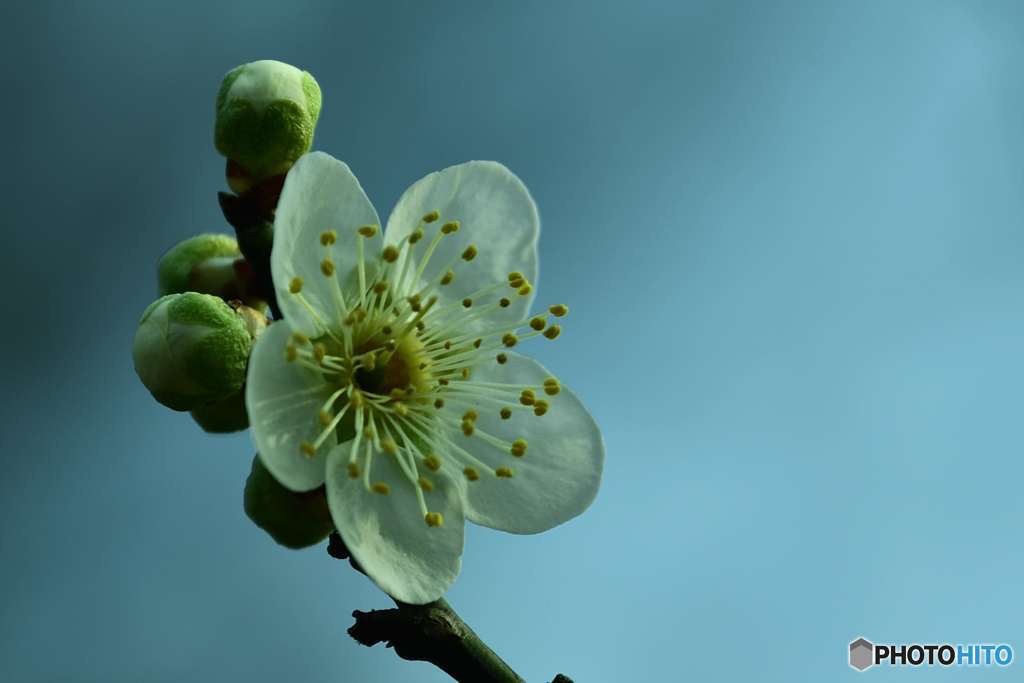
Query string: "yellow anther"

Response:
xmin=351 ymin=392 xmax=365 ymax=409
xmin=443 ymin=340 xmax=452 ymax=350
xmin=502 ymin=333 xmax=518 ymax=348
xmin=461 ymin=368 xmax=471 ymax=379
xmin=440 ymin=270 xmax=454 ymax=286
xmin=508 ymin=271 xmax=524 ymax=282
xmin=424 ymin=455 xmax=441 ymax=471
xmin=499 ymin=298 xmax=511 ymax=308
xmin=509 ymin=277 xmax=525 ymax=289
xmin=389 ymin=388 xmax=406 ymax=399
xmin=543 ymin=325 xmax=561 ymax=340
xmin=520 ymin=389 xmax=536 ymax=406
xmin=461 ymin=420 xmax=475 ymax=436
xmin=461 ymin=244 xmax=478 ymax=261
xmin=285 ymin=345 xmax=298 ymax=362
xmin=372 ymin=482 xmax=390 ymax=495
xmin=544 ymin=378 xmax=561 ymax=395
xmin=463 ymin=409 xmax=478 ymax=422
xmin=495 ymin=467 xmax=514 ymax=478
xmin=362 ymin=353 xmax=377 ymax=371
xmin=463 ymin=467 xmax=480 ymax=481
xmin=291 ymin=332 xmax=309 ymax=345
xmin=496 ymin=353 xmax=508 ymax=364
xmin=394 ymin=403 xmax=409 ymax=417
xmin=364 ymin=427 xmax=377 ymax=441
xmin=318 ymin=410 xmax=332 ymax=426
xmin=320 ymin=230 xmax=337 ymax=245
xmin=358 ymin=224 xmax=379 ymax=238
xmin=518 ymin=283 xmax=533 ymax=296
xmin=347 ymin=462 xmax=360 ymax=479
xmin=382 ymin=245 xmax=399 ymax=262
xmin=549 ymin=304 xmax=569 ymax=317
xmin=425 ymin=511 xmax=444 ymax=527
xmin=289 ymin=277 xmax=303 ymax=294
xmin=313 ymin=343 xmax=326 ymax=362
xmin=473 ymin=338 xmax=482 ymax=348
xmin=422 ymin=210 xmax=440 ymax=223
xmin=533 ymin=400 xmax=549 ymax=416
xmin=462 ymin=298 xmax=473 ymax=308
xmin=510 ymin=438 xmax=528 ymax=457
xmin=300 ymin=441 xmax=316 ymax=457
xmin=373 ymin=281 xmax=389 ymax=294
xmin=441 ymin=220 xmax=460 ymax=234
xmin=530 ymin=316 xmax=546 ymax=331
xmin=418 ymin=476 xmax=434 ymax=492
xmin=500 ymin=407 xmax=512 ymax=420
xmin=407 ymin=294 xmax=421 ymax=308
xmin=434 ymin=398 xmax=445 ymax=409
xmin=438 ymin=378 xmax=450 ymax=386
xmin=410 ymin=228 xmax=425 ymax=244
xmin=381 ymin=438 xmax=398 ymax=455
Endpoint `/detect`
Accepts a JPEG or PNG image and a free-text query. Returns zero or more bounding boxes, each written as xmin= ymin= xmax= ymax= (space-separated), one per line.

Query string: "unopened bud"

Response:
xmin=243 ymin=456 xmax=334 ymax=548
xmin=157 ymin=233 xmax=243 ymax=297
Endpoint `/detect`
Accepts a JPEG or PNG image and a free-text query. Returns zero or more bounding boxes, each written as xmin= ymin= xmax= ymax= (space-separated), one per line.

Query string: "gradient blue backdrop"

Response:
xmin=3 ymin=1 xmax=1022 ymax=681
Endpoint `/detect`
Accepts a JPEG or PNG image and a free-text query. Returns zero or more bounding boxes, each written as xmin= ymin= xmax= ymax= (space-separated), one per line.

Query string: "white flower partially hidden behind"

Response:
xmin=246 ymin=151 xmax=604 ymax=603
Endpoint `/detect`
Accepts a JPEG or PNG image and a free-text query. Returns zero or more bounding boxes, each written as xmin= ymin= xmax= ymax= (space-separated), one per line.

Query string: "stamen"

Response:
xmin=372 ymin=482 xmax=390 ymax=495
xmin=549 ymin=304 xmax=569 ymax=317
xmin=511 ymin=438 xmax=528 ymax=457
xmin=543 ymin=325 xmax=561 ymax=340
xmin=289 ymin=277 xmax=303 ymax=293
xmin=495 ymin=467 xmax=514 ymax=478
xmin=425 ymin=511 xmax=444 ymax=527
xmin=422 ymin=210 xmax=440 ymax=223
xmin=463 ymin=467 xmax=479 ymax=481
xmin=320 ymin=230 xmax=337 ymax=245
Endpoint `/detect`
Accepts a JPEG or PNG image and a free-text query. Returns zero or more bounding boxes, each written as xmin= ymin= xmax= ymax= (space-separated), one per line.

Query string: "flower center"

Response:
xmin=353 ymin=333 xmax=431 ymax=396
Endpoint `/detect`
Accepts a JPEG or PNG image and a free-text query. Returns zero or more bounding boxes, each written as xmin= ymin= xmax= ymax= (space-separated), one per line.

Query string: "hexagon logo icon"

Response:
xmin=849 ymin=637 xmax=874 ymax=671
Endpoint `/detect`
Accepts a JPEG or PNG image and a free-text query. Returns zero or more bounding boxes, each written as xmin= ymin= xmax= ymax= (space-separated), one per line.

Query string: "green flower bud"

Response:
xmin=244 ymin=456 xmax=334 ymax=549
xmin=157 ymin=233 xmax=241 ymax=297
xmin=191 ymin=388 xmax=249 ymax=433
xmin=132 ymin=293 xmax=251 ymax=411
xmin=214 ymin=60 xmax=322 ymax=181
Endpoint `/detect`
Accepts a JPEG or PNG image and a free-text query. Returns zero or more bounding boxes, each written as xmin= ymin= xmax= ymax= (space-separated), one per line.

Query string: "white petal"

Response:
xmin=453 ymin=353 xmax=603 ymax=534
xmin=246 ymin=321 xmax=336 ymax=492
xmin=384 ymin=161 xmax=538 ymax=329
xmin=325 ymin=444 xmax=464 ymax=604
xmin=271 ymin=152 xmax=382 ymax=336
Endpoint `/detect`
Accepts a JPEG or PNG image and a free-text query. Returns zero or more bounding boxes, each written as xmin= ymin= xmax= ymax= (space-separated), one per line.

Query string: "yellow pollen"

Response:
xmin=463 ymin=467 xmax=480 ymax=481
xmin=461 ymin=244 xmax=478 ymax=261
xmin=292 ymin=332 xmax=309 ymax=344
xmin=289 ymin=277 xmax=303 ymax=294
xmin=382 ymin=245 xmax=399 ymax=262
xmin=418 ymin=476 xmax=434 ymax=492
xmin=463 ymin=409 xmax=478 ymax=422
xmin=424 ymin=455 xmax=441 ymax=471
xmin=511 ymin=438 xmax=528 ymax=457
xmin=499 ymin=298 xmax=511 ymax=308
xmin=520 ymin=389 xmax=535 ymax=406
xmin=313 ymin=343 xmax=326 ymax=362
xmin=518 ymin=283 xmax=533 ymax=296
xmin=508 ymin=271 xmax=524 ymax=282
xmin=440 ymin=270 xmax=454 ymax=286
xmin=320 ymin=259 xmax=335 ymax=276
xmin=461 ymin=420 xmax=475 ymax=436
xmin=373 ymin=281 xmax=389 ymax=294
xmin=544 ymin=325 xmax=561 ymax=340
xmin=422 ymin=210 xmax=440 ymax=223
xmin=351 ymin=393 xmax=365 ymax=409
xmin=320 ymin=230 xmax=337 ymax=245
xmin=530 ymin=316 xmax=546 ymax=331
xmin=509 ymin=277 xmax=525 ymax=289
xmin=300 ymin=441 xmax=316 ymax=457
xmin=441 ymin=220 xmax=460 ymax=234
xmin=425 ymin=511 xmax=444 ymax=527
xmin=496 ymin=353 xmax=508 ymax=364
xmin=444 ymin=340 xmax=452 ymax=350
xmin=502 ymin=333 xmax=518 ymax=348
xmin=362 ymin=353 xmax=377 ymax=371
xmin=533 ymin=400 xmax=549 ymax=416
xmin=372 ymin=482 xmax=390 ymax=495
xmin=318 ymin=410 xmax=332 ymax=426
xmin=438 ymin=378 xmax=450 ymax=386
xmin=434 ymin=398 xmax=445 ymax=409
xmin=394 ymin=403 xmax=409 ymax=416
xmin=549 ymin=304 xmax=569 ymax=317
xmin=285 ymin=345 xmax=297 ymax=362
xmin=500 ymin=407 xmax=512 ymax=420
xmin=410 ymin=228 xmax=425 ymax=243
xmin=461 ymin=368 xmax=471 ymax=379
xmin=358 ymin=225 xmax=379 ymax=237
xmin=462 ymin=298 xmax=473 ymax=308
xmin=381 ymin=438 xmax=398 ymax=455
xmin=495 ymin=467 xmax=514 ymax=478
xmin=544 ymin=378 xmax=561 ymax=395
xmin=347 ymin=462 xmax=360 ymax=479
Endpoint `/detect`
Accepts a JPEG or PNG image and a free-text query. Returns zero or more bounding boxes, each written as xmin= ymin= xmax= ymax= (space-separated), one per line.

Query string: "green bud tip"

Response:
xmin=132 ymin=292 xmax=252 ymax=412
xmin=157 ymin=233 xmax=241 ymax=297
xmin=214 ymin=59 xmax=322 ymax=181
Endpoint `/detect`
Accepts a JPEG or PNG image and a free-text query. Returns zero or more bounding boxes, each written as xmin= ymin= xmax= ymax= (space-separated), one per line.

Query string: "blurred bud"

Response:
xmin=132 ymin=292 xmax=251 ymax=411
xmin=244 ymin=456 xmax=334 ymax=549
xmin=191 ymin=388 xmax=248 ymax=433
xmin=214 ymin=59 xmax=322 ymax=182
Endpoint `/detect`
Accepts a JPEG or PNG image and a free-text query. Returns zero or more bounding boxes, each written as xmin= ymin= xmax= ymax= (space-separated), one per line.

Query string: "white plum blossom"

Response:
xmin=246 ymin=151 xmax=604 ymax=603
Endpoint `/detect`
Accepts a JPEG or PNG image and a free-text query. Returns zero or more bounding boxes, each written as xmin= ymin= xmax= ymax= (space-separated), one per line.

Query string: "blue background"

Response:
xmin=2 ymin=1 xmax=1022 ymax=681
